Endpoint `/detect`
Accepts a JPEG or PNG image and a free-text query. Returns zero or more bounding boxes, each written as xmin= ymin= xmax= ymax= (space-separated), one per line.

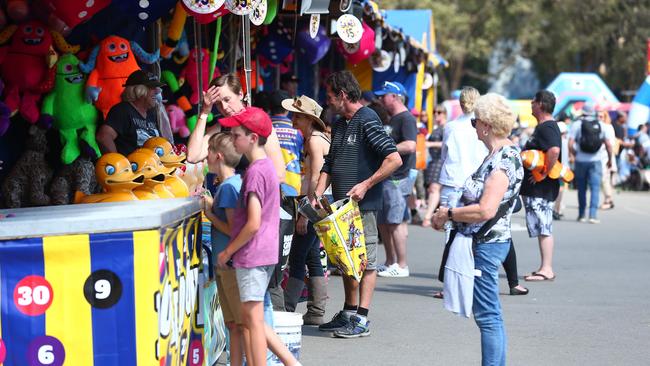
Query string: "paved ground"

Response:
xmin=297 ymin=190 xmax=650 ymax=365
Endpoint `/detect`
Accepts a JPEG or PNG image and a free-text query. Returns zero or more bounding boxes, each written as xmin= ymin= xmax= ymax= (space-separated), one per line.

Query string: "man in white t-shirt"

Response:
xmin=568 ymin=104 xmax=613 ymax=223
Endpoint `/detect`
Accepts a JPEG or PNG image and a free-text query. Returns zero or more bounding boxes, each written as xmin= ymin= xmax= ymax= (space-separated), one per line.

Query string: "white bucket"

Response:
xmin=269 ymin=311 xmax=303 ymax=365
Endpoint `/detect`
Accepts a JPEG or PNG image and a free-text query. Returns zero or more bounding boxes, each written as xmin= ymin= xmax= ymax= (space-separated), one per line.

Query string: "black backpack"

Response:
xmin=579 ymin=118 xmax=603 ymax=153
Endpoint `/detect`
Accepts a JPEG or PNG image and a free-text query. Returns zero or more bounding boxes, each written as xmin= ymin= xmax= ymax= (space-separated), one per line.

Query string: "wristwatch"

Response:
xmin=447 ymin=207 xmax=454 ymax=221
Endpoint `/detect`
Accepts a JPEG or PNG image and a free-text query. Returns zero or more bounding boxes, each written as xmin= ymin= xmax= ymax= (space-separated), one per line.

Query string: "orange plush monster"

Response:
xmin=80 ymin=35 xmax=159 ymax=118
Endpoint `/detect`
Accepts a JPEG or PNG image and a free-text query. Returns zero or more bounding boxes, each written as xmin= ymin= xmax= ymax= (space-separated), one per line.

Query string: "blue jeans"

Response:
xmin=574 ymin=161 xmax=602 ymax=219
xmin=473 ymin=241 xmax=511 ymax=366
xmin=288 ymin=224 xmax=324 ymax=280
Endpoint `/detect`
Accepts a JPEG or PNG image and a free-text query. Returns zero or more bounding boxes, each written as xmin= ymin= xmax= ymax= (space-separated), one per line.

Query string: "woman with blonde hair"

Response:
xmin=597 ymin=109 xmax=617 ymax=209
xmin=433 ymin=93 xmax=523 ymax=366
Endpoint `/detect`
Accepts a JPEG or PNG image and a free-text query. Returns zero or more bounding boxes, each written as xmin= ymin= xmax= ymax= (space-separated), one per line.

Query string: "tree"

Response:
xmin=381 ymin=0 xmax=650 ymax=99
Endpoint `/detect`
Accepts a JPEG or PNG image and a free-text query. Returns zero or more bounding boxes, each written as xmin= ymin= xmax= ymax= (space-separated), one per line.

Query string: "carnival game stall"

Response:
xmin=0 ymin=1 xmax=446 ymax=364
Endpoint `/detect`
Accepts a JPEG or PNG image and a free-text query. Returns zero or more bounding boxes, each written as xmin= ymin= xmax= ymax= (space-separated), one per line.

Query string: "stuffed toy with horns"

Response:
xmin=79 ymin=35 xmax=159 ymax=119
xmin=0 ymin=21 xmax=79 ymax=128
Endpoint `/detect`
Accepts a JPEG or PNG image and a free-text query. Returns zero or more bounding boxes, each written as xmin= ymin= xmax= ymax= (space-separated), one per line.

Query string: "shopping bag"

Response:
xmin=201 ymin=245 xmax=227 ymax=364
xmin=314 ymin=198 xmax=367 ymax=282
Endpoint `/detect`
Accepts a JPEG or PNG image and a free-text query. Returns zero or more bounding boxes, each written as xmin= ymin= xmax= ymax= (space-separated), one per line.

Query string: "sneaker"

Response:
xmin=577 ymin=217 xmax=587 ymax=223
xmin=376 ymin=263 xmax=396 ymax=273
xmin=318 ymin=311 xmax=351 ymax=332
xmin=588 ymin=218 xmax=600 ymax=224
xmin=333 ymin=315 xmax=371 ymax=338
xmin=377 ymin=265 xmax=410 ymax=278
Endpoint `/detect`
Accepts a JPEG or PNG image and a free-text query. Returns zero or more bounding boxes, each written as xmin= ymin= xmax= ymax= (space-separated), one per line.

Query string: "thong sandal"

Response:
xmin=524 ymin=272 xmax=556 ymax=282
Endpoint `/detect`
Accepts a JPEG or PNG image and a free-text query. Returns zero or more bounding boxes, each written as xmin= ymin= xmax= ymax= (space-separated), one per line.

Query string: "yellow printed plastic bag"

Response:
xmin=314 ymin=199 xmax=367 ymax=281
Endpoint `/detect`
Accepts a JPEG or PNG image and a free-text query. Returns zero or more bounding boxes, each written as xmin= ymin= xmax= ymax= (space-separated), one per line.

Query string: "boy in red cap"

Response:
xmin=217 ymin=107 xmax=300 ymax=366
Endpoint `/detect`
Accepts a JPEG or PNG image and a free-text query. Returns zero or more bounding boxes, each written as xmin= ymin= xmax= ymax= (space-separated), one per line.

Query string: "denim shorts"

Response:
xmin=235 ymin=265 xmax=274 ymax=302
xmin=378 ymin=178 xmax=411 ymax=224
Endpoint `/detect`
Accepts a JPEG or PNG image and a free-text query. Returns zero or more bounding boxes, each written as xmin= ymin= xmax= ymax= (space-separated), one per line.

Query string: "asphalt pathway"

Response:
xmin=297 ymin=190 xmax=650 ymax=365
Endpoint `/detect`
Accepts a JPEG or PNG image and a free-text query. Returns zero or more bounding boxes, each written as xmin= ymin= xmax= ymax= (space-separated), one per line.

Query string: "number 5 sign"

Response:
xmin=13 ymin=276 xmax=53 ymax=316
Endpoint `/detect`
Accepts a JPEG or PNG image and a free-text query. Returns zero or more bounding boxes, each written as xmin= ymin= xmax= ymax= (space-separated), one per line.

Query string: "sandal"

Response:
xmin=524 ymin=272 xmax=556 ymax=282
xmin=433 ymin=291 xmax=444 ymax=299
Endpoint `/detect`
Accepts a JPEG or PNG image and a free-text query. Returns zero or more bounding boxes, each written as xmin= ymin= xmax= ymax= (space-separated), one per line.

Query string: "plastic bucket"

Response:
xmin=269 ymin=311 xmax=303 ymax=365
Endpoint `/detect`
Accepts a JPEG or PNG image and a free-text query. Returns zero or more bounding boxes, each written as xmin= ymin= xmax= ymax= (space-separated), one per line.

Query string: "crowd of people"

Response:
xmin=85 ymin=65 xmax=649 ymax=365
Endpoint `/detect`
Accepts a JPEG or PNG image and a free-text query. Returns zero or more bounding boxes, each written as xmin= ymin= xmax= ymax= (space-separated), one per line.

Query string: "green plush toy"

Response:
xmin=42 ymin=53 xmax=101 ymax=165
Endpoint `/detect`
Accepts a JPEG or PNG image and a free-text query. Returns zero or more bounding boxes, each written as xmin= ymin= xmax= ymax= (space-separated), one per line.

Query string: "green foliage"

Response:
xmin=381 ymin=0 xmax=650 ymax=98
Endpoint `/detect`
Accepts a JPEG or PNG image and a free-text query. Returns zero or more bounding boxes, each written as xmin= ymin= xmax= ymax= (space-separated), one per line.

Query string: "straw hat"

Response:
xmin=281 ymin=95 xmax=326 ymax=130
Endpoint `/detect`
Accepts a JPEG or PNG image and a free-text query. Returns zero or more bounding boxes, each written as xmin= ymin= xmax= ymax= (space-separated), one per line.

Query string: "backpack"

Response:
xmin=579 ymin=118 xmax=603 ymax=153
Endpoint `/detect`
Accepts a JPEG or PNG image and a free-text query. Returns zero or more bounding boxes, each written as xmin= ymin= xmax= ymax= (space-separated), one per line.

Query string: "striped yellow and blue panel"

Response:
xmin=0 ymin=230 xmax=160 ymax=366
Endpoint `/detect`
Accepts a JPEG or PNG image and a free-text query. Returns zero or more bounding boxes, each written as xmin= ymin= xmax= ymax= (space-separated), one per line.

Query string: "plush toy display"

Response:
xmin=49 ymin=156 xmax=99 ymax=205
xmin=521 ymin=149 xmax=574 ymax=183
xmin=166 ymin=104 xmax=190 ymax=138
xmin=180 ymin=48 xmax=218 ymax=105
xmin=1 ymin=125 xmax=53 ymax=208
xmin=0 ymin=21 xmax=78 ymax=125
xmin=143 ymin=137 xmax=189 ymax=197
xmin=80 ymin=35 xmax=159 ymax=118
xmin=74 ymin=152 xmax=144 ymax=203
xmin=127 ymin=148 xmax=175 ymax=200
xmin=41 ymin=53 xmax=100 ymax=164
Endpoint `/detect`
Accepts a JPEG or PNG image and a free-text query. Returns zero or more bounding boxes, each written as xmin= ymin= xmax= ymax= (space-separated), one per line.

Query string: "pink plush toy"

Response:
xmin=166 ymin=104 xmax=189 ymax=138
xmin=179 ymin=48 xmax=218 ymax=105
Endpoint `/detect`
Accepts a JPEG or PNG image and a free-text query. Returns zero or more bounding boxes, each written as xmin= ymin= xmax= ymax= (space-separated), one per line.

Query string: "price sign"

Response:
xmin=13 ymin=276 xmax=53 ymax=316
xmin=188 ymin=340 xmax=204 ymax=366
xmin=83 ymin=270 xmax=123 ymax=308
xmin=27 ymin=336 xmax=65 ymax=366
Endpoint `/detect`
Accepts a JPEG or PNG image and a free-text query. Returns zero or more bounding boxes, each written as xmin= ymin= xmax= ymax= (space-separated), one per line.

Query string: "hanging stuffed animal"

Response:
xmin=166 ymin=104 xmax=190 ymax=138
xmin=80 ymin=35 xmax=159 ymax=119
xmin=41 ymin=53 xmax=101 ymax=164
xmin=521 ymin=149 xmax=574 ymax=183
xmin=1 ymin=125 xmax=53 ymax=208
xmin=0 ymin=21 xmax=79 ymax=125
xmin=49 ymin=156 xmax=99 ymax=205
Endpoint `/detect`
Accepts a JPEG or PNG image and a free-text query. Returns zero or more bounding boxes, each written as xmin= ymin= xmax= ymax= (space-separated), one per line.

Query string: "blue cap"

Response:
xmin=374 ymin=81 xmax=407 ymax=96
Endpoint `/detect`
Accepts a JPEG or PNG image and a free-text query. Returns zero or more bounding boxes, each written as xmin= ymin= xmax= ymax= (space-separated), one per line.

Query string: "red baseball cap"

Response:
xmin=220 ymin=107 xmax=273 ymax=138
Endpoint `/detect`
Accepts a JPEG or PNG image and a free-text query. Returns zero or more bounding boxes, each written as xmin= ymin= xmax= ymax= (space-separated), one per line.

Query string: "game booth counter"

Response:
xmin=0 ymin=198 xmax=227 ymax=366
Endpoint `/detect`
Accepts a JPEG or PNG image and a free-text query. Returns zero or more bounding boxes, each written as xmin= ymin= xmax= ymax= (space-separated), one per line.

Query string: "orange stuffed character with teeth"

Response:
xmin=80 ymin=35 xmax=159 ymax=118
xmin=74 ymin=153 xmax=144 ymax=203
xmin=143 ymin=137 xmax=189 ymax=197
xmin=127 ymin=148 xmax=176 ymax=199
xmin=521 ymin=149 xmax=574 ymax=183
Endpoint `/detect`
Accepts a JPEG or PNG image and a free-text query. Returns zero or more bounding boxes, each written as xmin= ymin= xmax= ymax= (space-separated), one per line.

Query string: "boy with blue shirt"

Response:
xmin=202 ymin=132 xmax=246 ymax=365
